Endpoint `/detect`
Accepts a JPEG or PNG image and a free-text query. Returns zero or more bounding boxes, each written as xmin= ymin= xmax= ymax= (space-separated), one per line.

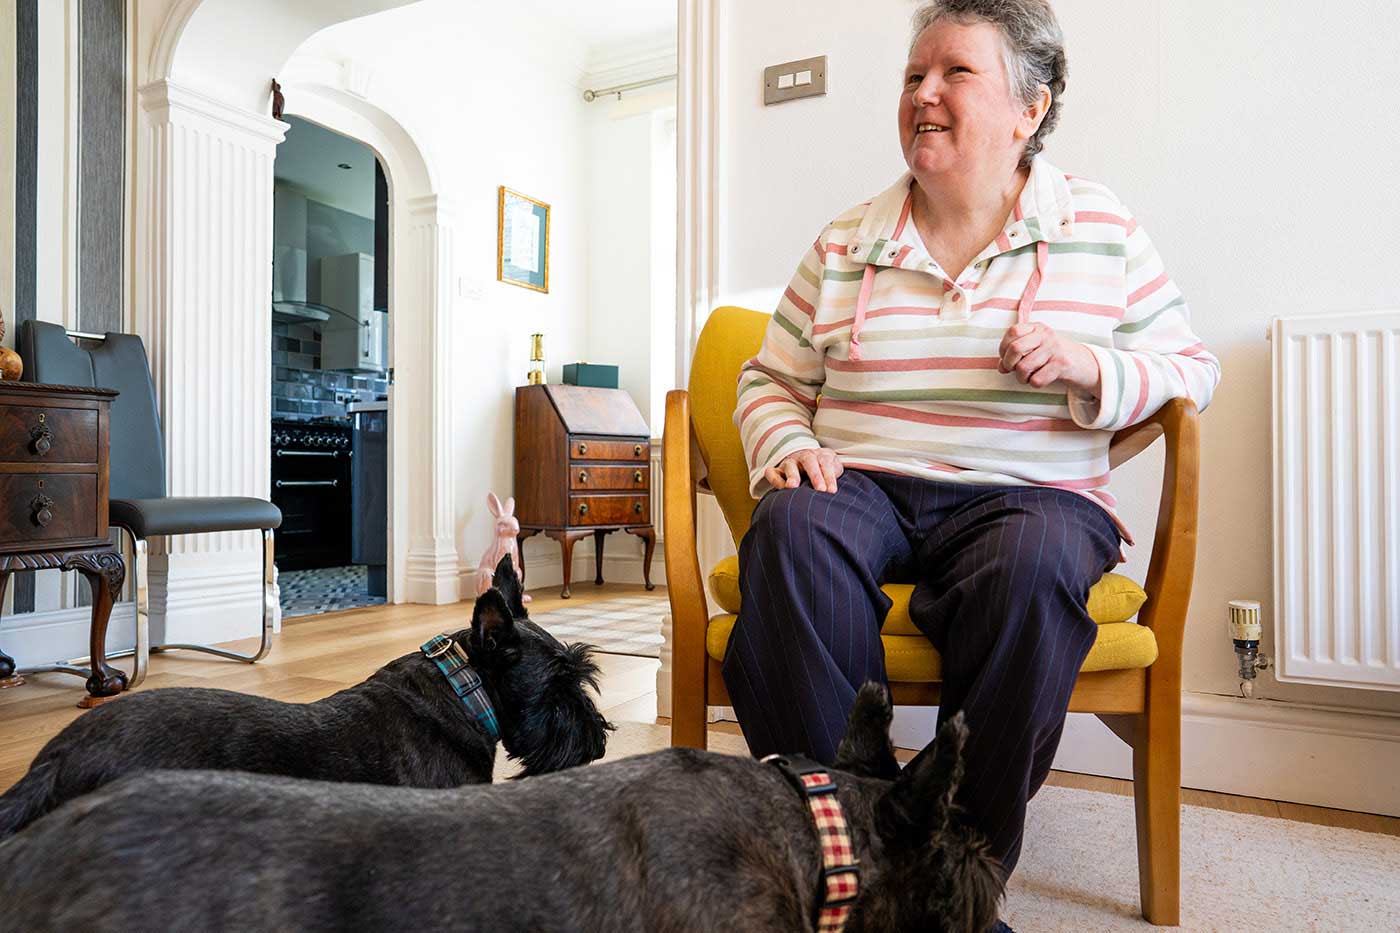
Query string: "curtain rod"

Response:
xmin=583 ymin=74 xmax=677 ymax=102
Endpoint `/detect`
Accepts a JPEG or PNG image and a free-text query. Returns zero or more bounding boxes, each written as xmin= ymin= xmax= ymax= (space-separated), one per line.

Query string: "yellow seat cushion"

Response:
xmin=705 ymin=615 xmax=1158 ymax=680
xmin=707 ymin=555 xmax=1147 ymax=633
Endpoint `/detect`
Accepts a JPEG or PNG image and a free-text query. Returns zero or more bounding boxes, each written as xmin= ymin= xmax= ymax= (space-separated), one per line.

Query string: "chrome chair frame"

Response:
xmin=106 ymin=527 xmax=275 ymax=688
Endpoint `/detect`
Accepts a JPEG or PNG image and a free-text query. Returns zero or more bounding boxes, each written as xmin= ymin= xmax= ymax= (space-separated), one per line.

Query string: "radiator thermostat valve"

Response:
xmin=1228 ymin=600 xmax=1267 ymax=697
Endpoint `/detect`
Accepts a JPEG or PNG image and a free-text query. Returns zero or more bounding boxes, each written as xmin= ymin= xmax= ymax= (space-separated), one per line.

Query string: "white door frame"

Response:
xmin=276 ymin=64 xmax=457 ymax=605
xmin=130 ymin=2 xmax=459 ymax=640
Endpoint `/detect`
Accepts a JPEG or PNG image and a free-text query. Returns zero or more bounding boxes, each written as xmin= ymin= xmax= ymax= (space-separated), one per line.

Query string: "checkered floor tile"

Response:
xmin=528 ymin=594 xmax=667 ymax=658
xmin=279 ymin=566 xmax=386 ymax=619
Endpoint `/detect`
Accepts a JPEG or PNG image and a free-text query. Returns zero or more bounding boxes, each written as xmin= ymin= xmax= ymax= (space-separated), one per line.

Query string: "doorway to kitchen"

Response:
xmin=271 ymin=116 xmax=390 ymax=619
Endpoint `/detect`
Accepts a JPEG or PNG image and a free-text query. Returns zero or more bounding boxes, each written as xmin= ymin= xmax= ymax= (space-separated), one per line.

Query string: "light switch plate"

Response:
xmin=764 ymin=55 xmax=827 ymax=105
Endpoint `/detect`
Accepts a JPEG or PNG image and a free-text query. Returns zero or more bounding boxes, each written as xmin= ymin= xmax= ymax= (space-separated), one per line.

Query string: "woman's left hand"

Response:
xmin=998 ymin=322 xmax=1100 ymax=391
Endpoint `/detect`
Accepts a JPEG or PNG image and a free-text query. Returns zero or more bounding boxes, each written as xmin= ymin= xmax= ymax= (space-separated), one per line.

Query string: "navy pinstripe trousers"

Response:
xmin=722 ymin=470 xmax=1120 ymax=872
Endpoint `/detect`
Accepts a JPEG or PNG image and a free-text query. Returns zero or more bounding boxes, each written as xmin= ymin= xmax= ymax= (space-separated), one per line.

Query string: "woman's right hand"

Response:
xmin=764 ymin=448 xmax=844 ymax=494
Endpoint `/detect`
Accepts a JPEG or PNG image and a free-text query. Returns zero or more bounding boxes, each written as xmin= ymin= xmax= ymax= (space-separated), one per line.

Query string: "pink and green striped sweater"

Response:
xmin=734 ymin=157 xmax=1220 ymax=545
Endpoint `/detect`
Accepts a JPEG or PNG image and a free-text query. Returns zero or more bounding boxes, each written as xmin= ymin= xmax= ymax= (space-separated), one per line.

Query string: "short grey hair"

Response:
xmin=909 ymin=0 xmax=1067 ymax=168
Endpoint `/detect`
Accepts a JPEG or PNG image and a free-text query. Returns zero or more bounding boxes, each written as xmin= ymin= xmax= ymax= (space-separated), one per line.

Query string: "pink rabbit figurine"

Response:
xmin=477 ymin=492 xmax=531 ymax=603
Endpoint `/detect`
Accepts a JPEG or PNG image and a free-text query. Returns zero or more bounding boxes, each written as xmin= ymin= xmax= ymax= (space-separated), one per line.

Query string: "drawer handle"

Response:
xmin=634 ymin=444 xmax=643 ymax=456
xmin=577 ymin=443 xmax=588 ymax=456
xmin=31 ymin=494 xmax=54 ymax=528
xmin=633 ymin=502 xmax=643 ymax=514
xmin=30 ymin=414 xmax=53 ymax=456
xmin=633 ymin=470 xmax=644 ymax=484
xmin=578 ymin=502 xmax=590 ymax=516
xmin=578 ymin=470 xmax=588 ymax=485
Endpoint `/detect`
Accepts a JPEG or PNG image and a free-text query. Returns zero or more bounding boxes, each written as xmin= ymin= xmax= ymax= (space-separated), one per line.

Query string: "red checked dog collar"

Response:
xmin=764 ymin=754 xmax=861 ymax=932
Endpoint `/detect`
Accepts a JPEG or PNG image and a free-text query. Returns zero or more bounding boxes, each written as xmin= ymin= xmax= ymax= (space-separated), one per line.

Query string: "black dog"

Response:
xmin=0 ymin=684 xmax=1003 ymax=932
xmin=0 ymin=556 xmax=611 ymax=840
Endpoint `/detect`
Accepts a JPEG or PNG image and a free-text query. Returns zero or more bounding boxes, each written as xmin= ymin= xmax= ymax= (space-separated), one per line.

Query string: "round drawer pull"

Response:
xmin=30 ymin=414 xmax=53 ymax=456
xmin=578 ymin=470 xmax=588 ymax=484
xmin=633 ymin=470 xmax=644 ymax=484
xmin=577 ymin=443 xmax=588 ymax=456
xmin=578 ymin=502 xmax=590 ymax=516
xmin=31 ymin=494 xmax=55 ymax=528
xmin=634 ymin=444 xmax=643 ymax=456
xmin=633 ymin=502 xmax=643 ymax=514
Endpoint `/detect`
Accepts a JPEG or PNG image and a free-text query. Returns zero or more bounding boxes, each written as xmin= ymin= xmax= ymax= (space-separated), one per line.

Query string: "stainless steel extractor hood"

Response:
xmin=272 ymin=245 xmax=331 ymax=323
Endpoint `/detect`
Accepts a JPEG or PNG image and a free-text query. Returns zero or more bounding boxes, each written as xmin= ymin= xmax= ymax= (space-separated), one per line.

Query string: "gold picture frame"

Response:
xmin=497 ymin=186 xmax=550 ymax=293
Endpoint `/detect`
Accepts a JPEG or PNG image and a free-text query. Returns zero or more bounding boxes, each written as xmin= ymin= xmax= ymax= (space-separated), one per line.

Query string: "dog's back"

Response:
xmin=0 ymin=674 xmax=491 ymax=841
xmin=0 ymin=749 xmax=819 ymax=933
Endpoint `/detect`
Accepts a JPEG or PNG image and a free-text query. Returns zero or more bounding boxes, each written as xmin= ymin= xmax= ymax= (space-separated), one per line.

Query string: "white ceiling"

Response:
xmin=274 ymin=116 xmax=379 ymax=219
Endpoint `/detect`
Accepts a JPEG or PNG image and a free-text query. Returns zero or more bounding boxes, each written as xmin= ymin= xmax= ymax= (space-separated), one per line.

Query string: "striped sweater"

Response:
xmin=734 ymin=157 xmax=1220 ymax=545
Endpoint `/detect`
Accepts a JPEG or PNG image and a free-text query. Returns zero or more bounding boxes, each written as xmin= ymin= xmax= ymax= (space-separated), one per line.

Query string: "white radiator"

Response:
xmin=1272 ymin=310 xmax=1400 ymax=691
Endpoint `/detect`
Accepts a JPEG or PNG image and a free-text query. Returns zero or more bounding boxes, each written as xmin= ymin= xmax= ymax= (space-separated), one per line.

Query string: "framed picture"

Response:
xmin=497 ymin=186 xmax=550 ymax=293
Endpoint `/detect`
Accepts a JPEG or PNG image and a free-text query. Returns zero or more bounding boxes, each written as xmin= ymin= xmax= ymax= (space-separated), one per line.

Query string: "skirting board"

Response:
xmin=887 ymin=693 xmax=1400 ymax=818
xmin=3 ymin=602 xmax=138 ymax=670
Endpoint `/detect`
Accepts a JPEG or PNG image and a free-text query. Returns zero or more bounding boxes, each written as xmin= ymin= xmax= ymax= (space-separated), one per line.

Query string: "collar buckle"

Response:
xmin=422 ymin=635 xmax=454 ymax=659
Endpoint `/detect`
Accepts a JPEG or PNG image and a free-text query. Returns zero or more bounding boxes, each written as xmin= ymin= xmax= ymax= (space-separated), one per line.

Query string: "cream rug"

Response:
xmin=562 ymin=722 xmax=1400 ymax=932
xmin=529 ymin=594 xmax=667 ymax=658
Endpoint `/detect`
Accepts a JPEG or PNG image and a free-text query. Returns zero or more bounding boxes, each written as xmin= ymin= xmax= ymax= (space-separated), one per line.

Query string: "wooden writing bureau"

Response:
xmin=0 ymin=382 xmax=127 ymax=703
xmin=514 ymin=384 xmax=655 ymax=598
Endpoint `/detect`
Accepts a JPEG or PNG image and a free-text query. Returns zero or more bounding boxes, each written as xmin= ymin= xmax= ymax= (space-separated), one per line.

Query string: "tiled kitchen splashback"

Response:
xmin=273 ymin=320 xmax=389 ymax=420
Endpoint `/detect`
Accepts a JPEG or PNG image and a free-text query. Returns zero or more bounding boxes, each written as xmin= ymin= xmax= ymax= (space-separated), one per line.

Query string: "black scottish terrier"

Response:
xmin=0 ymin=556 xmax=611 ymax=840
xmin=0 ymin=684 xmax=1002 ymax=932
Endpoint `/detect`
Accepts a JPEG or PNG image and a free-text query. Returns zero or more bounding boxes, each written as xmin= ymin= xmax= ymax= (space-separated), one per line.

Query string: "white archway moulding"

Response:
xmin=132 ymin=0 xmax=459 ymax=648
xmin=277 ymin=66 xmax=461 ymax=607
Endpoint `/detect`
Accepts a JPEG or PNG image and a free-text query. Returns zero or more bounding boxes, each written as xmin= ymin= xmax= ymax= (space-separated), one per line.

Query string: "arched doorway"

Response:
xmin=131 ymin=0 xmax=456 ymax=646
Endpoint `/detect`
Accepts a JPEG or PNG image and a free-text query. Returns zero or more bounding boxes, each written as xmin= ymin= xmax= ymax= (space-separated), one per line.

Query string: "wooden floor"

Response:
xmin=2 ymin=588 xmax=1395 ymax=837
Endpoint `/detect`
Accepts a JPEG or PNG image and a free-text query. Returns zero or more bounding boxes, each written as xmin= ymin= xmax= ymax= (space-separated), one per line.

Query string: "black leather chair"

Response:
xmin=19 ymin=321 xmax=282 ymax=687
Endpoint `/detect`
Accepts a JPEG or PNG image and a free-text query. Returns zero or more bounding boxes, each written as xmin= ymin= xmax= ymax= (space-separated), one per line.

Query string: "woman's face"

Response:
xmin=900 ymin=19 xmax=1035 ymax=184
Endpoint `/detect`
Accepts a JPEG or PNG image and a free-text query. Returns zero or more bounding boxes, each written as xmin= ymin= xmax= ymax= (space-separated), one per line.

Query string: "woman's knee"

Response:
xmin=745 ymin=484 xmax=834 ymax=555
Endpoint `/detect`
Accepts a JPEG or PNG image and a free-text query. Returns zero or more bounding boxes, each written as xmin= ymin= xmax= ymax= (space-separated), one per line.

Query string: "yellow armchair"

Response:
xmin=662 ymin=306 xmax=1199 ymax=925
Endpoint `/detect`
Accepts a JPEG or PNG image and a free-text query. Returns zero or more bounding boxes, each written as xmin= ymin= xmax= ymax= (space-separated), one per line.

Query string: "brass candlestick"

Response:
xmin=527 ymin=333 xmax=545 ymax=385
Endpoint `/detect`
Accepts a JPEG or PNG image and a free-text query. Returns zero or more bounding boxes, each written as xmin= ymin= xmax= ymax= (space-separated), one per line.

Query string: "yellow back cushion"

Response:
xmin=688 ymin=306 xmax=775 ymax=545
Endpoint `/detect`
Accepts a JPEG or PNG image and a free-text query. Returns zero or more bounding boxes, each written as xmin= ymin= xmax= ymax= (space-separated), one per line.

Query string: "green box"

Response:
xmin=562 ymin=363 xmax=619 ymax=388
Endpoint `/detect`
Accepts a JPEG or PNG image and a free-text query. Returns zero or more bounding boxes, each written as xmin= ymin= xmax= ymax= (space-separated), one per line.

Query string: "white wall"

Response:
xmin=584 ymin=94 xmax=678 ymax=435
xmin=716 ymin=0 xmax=1400 ymax=716
xmin=586 ymin=103 xmax=656 ymax=426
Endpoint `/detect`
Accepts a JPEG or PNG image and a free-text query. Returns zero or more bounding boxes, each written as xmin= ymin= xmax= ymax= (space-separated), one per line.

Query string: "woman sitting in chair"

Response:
xmin=728 ymin=0 xmax=1220 ymax=888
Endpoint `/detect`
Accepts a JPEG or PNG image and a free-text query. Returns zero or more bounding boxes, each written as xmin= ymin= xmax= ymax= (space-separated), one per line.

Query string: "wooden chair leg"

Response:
xmin=1132 ymin=698 xmax=1181 ymax=924
xmin=671 ymin=661 xmax=709 ymax=750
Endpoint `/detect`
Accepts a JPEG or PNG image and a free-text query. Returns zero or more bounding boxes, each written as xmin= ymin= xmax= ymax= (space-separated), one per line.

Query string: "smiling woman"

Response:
xmin=722 ymin=0 xmax=1220 ymax=924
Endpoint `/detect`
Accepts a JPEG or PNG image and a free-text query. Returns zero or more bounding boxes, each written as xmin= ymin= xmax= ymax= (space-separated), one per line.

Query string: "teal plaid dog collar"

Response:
xmin=421 ymin=634 xmax=500 ymax=740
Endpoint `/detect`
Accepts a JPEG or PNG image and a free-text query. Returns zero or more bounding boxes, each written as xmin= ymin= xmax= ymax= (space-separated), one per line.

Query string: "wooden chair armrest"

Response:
xmin=1126 ymin=398 xmax=1200 ymax=666
xmin=662 ymin=389 xmax=712 ymax=747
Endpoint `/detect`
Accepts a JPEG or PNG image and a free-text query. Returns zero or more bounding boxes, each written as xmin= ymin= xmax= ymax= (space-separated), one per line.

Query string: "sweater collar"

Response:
xmin=846 ymin=156 xmax=1077 ymax=271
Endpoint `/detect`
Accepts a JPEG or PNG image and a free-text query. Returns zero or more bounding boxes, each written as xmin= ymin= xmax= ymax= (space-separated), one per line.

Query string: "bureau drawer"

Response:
xmin=0 ymin=474 xmax=99 ymax=544
xmin=568 ymin=494 xmax=649 ymax=526
xmin=570 ymin=464 xmax=649 ymax=491
xmin=568 ymin=437 xmax=648 ymax=462
xmin=0 ymin=404 xmax=98 ymax=464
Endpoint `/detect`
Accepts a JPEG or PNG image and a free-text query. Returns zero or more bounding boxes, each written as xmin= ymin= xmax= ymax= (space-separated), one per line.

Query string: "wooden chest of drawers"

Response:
xmin=514 ymin=384 xmax=655 ymax=598
xmin=0 ymin=382 xmax=127 ymax=702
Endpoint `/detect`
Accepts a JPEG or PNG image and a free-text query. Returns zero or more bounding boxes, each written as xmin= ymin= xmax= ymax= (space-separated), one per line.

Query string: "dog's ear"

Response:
xmin=833 ymin=682 xmax=899 ymax=779
xmin=877 ymin=712 xmax=967 ymax=843
xmin=470 ymin=588 xmax=516 ymax=651
xmin=492 ymin=554 xmax=526 ymax=618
